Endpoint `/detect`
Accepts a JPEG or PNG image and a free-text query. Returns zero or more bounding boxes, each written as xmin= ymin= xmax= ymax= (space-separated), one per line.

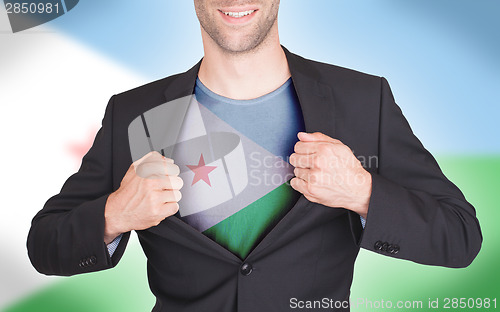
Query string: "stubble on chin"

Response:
xmin=196 ymin=1 xmax=279 ymax=55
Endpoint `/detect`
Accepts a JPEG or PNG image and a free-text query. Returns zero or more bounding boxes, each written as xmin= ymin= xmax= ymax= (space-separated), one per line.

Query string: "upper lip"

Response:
xmin=218 ymin=6 xmax=259 ymax=13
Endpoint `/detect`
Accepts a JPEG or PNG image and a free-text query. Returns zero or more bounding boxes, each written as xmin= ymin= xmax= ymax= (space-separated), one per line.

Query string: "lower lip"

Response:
xmin=218 ymin=10 xmax=258 ymax=24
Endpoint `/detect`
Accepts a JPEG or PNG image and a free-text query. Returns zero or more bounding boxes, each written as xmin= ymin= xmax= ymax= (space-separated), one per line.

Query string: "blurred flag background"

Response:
xmin=0 ymin=1 xmax=498 ymax=311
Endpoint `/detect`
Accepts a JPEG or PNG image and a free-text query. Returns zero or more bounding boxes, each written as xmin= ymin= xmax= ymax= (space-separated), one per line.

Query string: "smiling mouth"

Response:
xmin=219 ymin=9 xmax=257 ymax=18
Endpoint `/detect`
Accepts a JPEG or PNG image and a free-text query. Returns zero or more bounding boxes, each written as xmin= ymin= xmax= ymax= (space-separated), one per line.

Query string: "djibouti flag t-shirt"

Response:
xmin=175 ymin=77 xmax=305 ymax=259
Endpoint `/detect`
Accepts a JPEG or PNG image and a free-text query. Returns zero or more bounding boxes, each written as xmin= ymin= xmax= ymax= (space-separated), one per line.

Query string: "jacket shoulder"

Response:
xmin=289 ymin=52 xmax=382 ymax=88
xmin=109 ymin=69 xmax=196 ymax=127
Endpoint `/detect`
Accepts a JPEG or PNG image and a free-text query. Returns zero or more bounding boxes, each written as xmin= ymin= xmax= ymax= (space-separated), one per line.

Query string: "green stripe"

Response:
xmin=203 ymin=182 xmax=300 ymax=259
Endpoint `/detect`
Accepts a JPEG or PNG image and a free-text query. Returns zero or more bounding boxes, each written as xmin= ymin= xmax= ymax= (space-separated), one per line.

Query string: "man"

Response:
xmin=27 ymin=0 xmax=482 ymax=311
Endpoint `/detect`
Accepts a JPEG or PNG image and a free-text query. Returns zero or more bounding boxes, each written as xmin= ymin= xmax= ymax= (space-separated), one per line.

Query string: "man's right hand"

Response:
xmin=103 ymin=151 xmax=183 ymax=244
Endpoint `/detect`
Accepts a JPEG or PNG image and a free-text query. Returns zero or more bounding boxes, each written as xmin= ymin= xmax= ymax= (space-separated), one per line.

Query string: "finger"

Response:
xmin=298 ymin=132 xmax=342 ymax=144
xmin=124 ymin=152 xmax=158 ymax=181
xmin=136 ymin=162 xmax=175 ymax=178
xmin=133 ymin=151 xmax=161 ymax=166
xmin=290 ymin=153 xmax=316 ymax=168
xmin=141 ymin=154 xmax=174 ymax=165
xmin=136 ymin=162 xmax=180 ymax=178
xmin=165 ymin=163 xmax=180 ymax=176
xmin=294 ymin=141 xmax=323 ymax=154
xmin=158 ymin=190 xmax=182 ymax=203
xmin=124 ymin=153 xmax=159 ymax=183
xmin=164 ymin=158 xmax=174 ymax=164
xmin=161 ymin=175 xmax=184 ymax=190
xmin=290 ymin=176 xmax=311 ymax=195
xmin=134 ymin=151 xmax=174 ymax=167
xmin=290 ymin=177 xmax=319 ymax=203
xmin=162 ymin=202 xmax=180 ymax=217
xmin=294 ymin=167 xmax=324 ymax=185
xmin=293 ymin=167 xmax=310 ymax=181
xmin=141 ymin=155 xmax=175 ymax=168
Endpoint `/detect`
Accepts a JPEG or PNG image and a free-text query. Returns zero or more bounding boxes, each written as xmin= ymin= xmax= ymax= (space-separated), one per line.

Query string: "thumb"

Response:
xmin=133 ymin=151 xmax=160 ymax=166
xmin=134 ymin=151 xmax=173 ymax=167
xmin=122 ymin=152 xmax=155 ymax=180
xmin=298 ymin=132 xmax=340 ymax=143
xmin=126 ymin=151 xmax=173 ymax=179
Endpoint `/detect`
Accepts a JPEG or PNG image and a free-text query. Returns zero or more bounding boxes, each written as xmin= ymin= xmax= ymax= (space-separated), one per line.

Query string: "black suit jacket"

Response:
xmin=27 ymin=47 xmax=482 ymax=311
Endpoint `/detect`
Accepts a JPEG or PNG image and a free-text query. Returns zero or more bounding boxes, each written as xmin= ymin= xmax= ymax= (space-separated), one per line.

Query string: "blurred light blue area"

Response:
xmin=49 ymin=0 xmax=499 ymax=154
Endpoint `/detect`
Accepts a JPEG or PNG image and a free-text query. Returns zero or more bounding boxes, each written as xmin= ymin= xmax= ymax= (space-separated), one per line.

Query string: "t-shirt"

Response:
xmin=173 ymin=77 xmax=305 ymax=259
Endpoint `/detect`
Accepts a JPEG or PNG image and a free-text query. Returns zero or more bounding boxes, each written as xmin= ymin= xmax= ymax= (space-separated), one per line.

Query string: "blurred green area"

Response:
xmin=351 ymin=156 xmax=500 ymax=311
xmin=4 ymin=156 xmax=499 ymax=312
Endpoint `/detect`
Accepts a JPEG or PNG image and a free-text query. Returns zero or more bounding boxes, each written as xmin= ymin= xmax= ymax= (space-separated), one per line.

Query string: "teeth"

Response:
xmin=222 ymin=10 xmax=255 ymax=18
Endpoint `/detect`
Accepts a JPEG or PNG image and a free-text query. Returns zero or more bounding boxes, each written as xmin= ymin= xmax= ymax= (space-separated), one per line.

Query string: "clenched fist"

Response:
xmin=104 ymin=151 xmax=183 ymax=244
xmin=289 ymin=132 xmax=372 ymax=218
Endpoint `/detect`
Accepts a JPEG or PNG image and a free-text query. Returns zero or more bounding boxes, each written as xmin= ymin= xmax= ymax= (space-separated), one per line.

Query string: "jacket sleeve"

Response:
xmin=27 ymin=96 xmax=130 ymax=276
xmin=356 ymin=77 xmax=482 ymax=268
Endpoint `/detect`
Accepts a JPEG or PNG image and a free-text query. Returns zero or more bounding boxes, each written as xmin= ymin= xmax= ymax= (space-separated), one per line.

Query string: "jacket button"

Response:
xmin=79 ymin=259 xmax=87 ymax=267
xmin=89 ymin=256 xmax=97 ymax=265
xmin=381 ymin=242 xmax=389 ymax=252
xmin=240 ymin=263 xmax=253 ymax=276
xmin=387 ymin=244 xmax=395 ymax=254
xmin=374 ymin=241 xmax=383 ymax=250
xmin=393 ymin=245 xmax=400 ymax=254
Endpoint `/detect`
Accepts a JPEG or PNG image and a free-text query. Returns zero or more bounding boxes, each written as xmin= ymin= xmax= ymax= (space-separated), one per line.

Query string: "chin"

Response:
xmin=219 ymin=36 xmax=261 ymax=54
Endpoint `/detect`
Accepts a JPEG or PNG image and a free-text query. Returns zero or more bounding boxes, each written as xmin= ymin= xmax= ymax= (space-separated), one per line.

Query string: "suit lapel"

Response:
xmin=157 ymin=47 xmax=338 ymax=261
xmin=163 ymin=60 xmax=201 ymax=102
xmin=284 ymin=47 xmax=336 ymax=137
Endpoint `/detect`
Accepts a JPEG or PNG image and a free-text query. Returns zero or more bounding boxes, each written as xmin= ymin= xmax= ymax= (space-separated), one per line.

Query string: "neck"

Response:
xmin=198 ymin=25 xmax=290 ymax=100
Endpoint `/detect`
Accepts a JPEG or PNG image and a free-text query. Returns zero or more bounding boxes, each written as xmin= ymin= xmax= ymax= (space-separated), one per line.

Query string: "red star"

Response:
xmin=186 ymin=154 xmax=217 ymax=186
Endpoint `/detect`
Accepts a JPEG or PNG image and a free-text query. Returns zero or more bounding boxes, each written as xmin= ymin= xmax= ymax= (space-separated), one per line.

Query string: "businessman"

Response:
xmin=27 ymin=1 xmax=482 ymax=311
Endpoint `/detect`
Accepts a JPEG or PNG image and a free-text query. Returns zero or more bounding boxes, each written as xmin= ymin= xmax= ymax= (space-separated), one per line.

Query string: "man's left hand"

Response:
xmin=289 ymin=132 xmax=372 ymax=219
